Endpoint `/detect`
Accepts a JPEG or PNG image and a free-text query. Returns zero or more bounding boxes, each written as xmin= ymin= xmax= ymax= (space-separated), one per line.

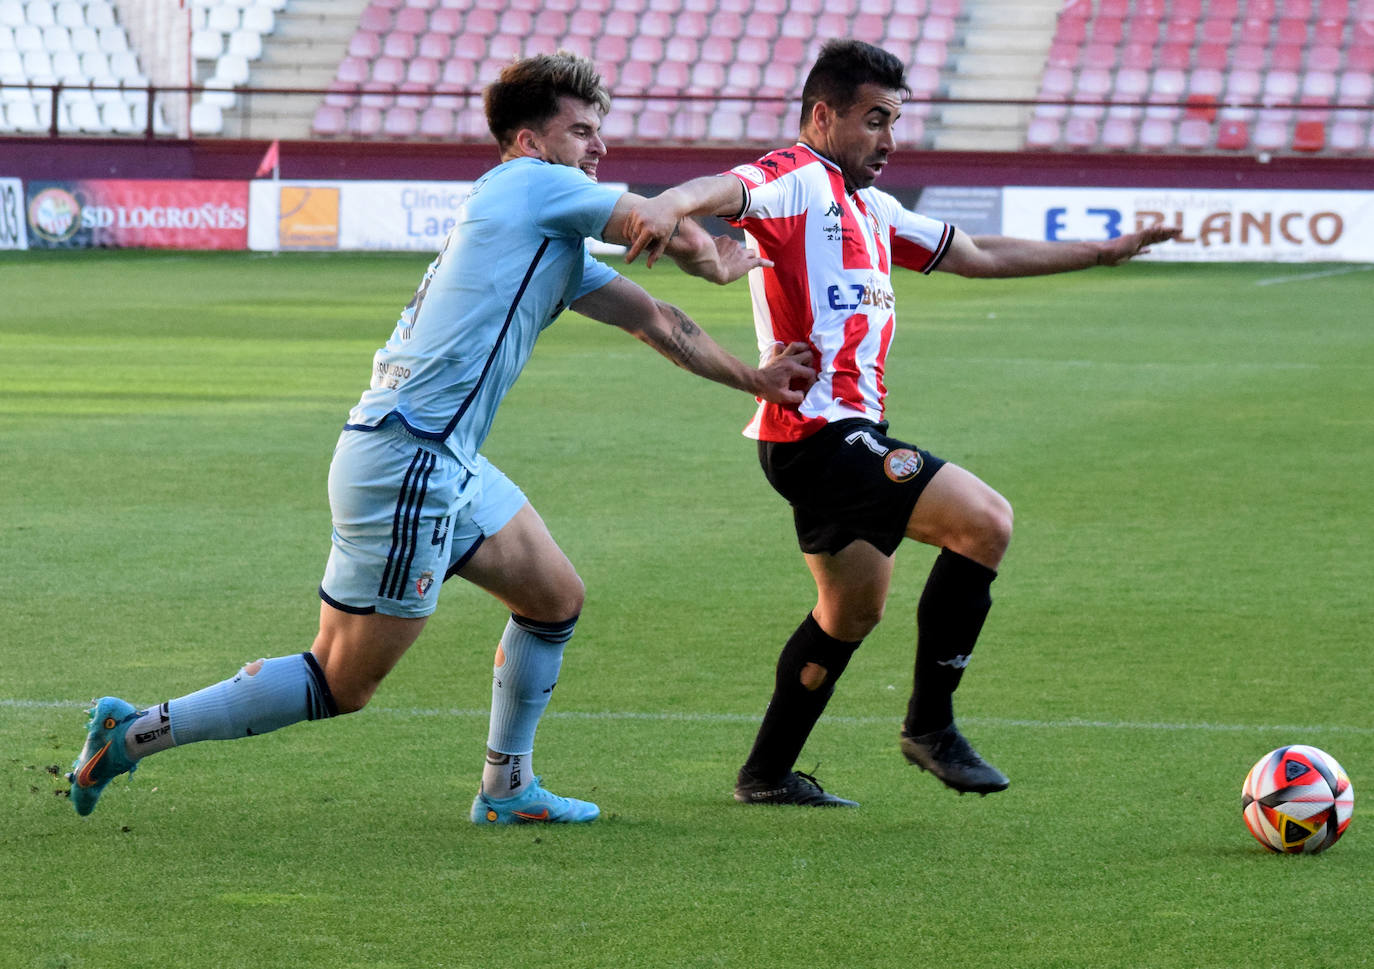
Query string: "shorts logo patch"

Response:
xmin=415 ymin=570 xmax=435 ymax=598
xmin=884 ymin=448 xmax=923 ymax=482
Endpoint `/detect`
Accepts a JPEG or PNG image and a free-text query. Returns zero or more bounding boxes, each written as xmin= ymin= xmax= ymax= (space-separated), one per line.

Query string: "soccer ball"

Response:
xmin=1241 ymin=745 xmax=1354 ymax=854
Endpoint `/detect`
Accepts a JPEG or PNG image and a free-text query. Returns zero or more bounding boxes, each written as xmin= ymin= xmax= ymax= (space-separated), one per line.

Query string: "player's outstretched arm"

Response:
xmin=620 ymin=176 xmax=748 ymax=267
xmin=661 ymin=217 xmax=773 ymax=285
xmin=571 ymin=276 xmax=815 ymax=405
xmin=938 ymin=225 xmax=1183 ymax=278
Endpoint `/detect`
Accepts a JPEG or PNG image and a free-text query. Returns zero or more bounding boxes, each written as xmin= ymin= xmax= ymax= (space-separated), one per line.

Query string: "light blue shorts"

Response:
xmin=319 ymin=418 xmax=527 ymax=618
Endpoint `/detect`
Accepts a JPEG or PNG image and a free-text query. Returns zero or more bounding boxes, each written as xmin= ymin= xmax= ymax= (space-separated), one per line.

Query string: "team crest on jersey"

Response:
xmin=415 ymin=570 xmax=435 ymax=597
xmin=731 ymin=164 xmax=766 ymax=186
xmin=884 ymin=449 xmax=924 ymax=482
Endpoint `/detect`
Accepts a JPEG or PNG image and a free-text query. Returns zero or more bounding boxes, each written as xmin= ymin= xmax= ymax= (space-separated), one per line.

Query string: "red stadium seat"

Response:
xmin=1231 ymin=44 xmax=1266 ymax=70
xmin=1199 ymin=18 xmax=1233 ymax=45
xmin=359 ymin=4 xmax=393 ymax=33
xmin=652 ymin=60 xmax=688 ymax=93
xmin=1238 ymin=18 xmax=1272 ymax=45
xmin=1079 ymin=43 xmax=1116 ymax=69
xmin=1054 ymin=14 xmax=1088 ymax=45
xmin=1215 ymin=118 xmax=1248 ymax=149
xmin=1192 ymin=43 xmax=1227 ymax=69
xmin=393 ymin=7 xmax=428 ymax=33
xmin=619 ymin=60 xmax=653 ymax=92
xmin=1269 ymin=44 xmax=1302 ymax=71
xmin=350 ymin=105 xmax=384 ymax=137
xmin=417 ymin=31 xmax=450 ymax=59
xmin=664 ymin=35 xmax=698 ymax=62
xmin=1306 ymin=44 xmax=1342 ymax=72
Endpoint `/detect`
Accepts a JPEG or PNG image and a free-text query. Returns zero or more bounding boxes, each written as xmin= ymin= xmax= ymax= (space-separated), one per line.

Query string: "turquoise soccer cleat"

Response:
xmin=470 ymin=777 xmax=600 ymax=825
xmin=67 ymin=697 xmax=140 ymax=816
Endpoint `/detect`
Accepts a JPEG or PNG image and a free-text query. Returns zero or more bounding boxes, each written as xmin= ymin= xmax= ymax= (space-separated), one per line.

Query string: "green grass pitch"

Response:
xmin=2 ymin=249 xmax=1371 ymax=969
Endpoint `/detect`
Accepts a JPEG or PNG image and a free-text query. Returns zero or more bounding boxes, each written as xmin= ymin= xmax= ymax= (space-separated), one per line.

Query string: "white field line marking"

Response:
xmin=1255 ymin=264 xmax=1374 ymax=287
xmin=10 ymin=697 xmax=1373 ymax=736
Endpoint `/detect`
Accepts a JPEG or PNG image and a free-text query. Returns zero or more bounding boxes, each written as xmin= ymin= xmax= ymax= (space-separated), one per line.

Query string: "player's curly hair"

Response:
xmin=800 ymin=39 xmax=910 ymax=125
xmin=484 ymin=51 xmax=612 ymax=150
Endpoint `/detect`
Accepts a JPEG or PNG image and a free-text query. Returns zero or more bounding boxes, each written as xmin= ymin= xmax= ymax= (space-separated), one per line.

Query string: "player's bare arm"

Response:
xmin=938 ymin=225 xmax=1183 ymax=278
xmin=662 ymin=217 xmax=773 ymax=284
xmin=602 ymin=191 xmax=765 ymax=283
xmin=621 ymin=176 xmax=748 ymax=266
xmin=571 ymin=276 xmax=816 ymax=405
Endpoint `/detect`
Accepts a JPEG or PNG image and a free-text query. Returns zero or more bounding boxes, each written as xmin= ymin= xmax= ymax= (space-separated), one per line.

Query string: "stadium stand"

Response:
xmin=1030 ymin=0 xmax=1374 ymax=153
xmin=312 ymin=0 xmax=962 ymax=146
xmin=2 ymin=0 xmax=1371 ymax=155
xmin=0 ymin=0 xmax=169 ymax=135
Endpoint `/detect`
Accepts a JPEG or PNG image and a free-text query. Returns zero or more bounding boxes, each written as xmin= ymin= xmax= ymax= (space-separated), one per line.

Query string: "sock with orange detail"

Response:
xmin=124 ymin=653 xmax=337 ymax=760
xmin=482 ymin=614 xmax=577 ymax=797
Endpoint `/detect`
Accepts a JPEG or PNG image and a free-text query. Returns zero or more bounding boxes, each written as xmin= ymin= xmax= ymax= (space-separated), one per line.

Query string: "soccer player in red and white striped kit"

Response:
xmin=625 ymin=39 xmax=1179 ymax=806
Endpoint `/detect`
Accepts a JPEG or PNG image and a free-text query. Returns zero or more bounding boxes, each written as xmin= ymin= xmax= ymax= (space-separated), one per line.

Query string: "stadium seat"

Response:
xmin=227 ymin=29 xmax=262 ymax=60
xmin=241 ymin=5 xmax=275 ymax=35
xmin=192 ymin=28 xmax=223 ymax=60
xmin=85 ymin=1 xmax=115 ymax=30
xmin=1327 ymin=120 xmax=1366 ymax=152
xmin=1062 ymin=116 xmax=1097 ymax=147
xmin=1175 ymin=117 xmax=1211 ymax=149
xmin=1306 ymin=44 xmax=1342 ymax=73
xmin=1024 ymin=115 xmax=1060 ymax=149
xmin=382 ymin=106 xmax=418 ymax=137
xmin=1252 ymin=118 xmax=1289 ymax=149
xmin=1291 ymin=118 xmax=1324 ymax=150
xmin=1269 ymin=44 xmax=1302 ymax=71
xmin=418 ymin=105 xmax=453 ymax=137
xmin=1101 ymin=116 xmax=1136 ymax=149
xmin=349 ymin=105 xmax=383 ymax=137
xmin=382 ymin=30 xmax=415 ymax=59
xmin=69 ymin=98 xmax=104 ymax=132
xmin=1138 ymin=117 xmax=1174 ymax=149
xmin=189 ymin=100 xmax=222 ymax=134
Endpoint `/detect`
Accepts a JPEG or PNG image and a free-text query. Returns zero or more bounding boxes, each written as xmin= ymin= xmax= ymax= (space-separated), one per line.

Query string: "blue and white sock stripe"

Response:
xmin=511 ymin=612 xmax=580 ymax=645
xmin=378 ymin=448 xmax=437 ymax=601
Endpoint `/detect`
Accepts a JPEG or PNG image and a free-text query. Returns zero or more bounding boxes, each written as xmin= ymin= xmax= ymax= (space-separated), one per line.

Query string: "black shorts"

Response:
xmin=758 ymin=418 xmax=946 ymax=557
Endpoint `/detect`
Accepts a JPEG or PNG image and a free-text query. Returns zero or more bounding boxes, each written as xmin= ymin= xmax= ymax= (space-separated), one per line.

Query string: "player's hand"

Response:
xmin=1096 ymin=225 xmax=1183 ymax=266
xmin=755 ymin=341 xmax=817 ymax=406
xmin=684 ymin=232 xmax=772 ymax=284
xmin=624 ymin=195 xmax=683 ymax=268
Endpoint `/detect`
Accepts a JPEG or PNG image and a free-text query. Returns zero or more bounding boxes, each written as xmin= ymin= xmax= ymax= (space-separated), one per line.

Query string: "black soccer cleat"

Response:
xmin=900 ymin=724 xmax=1009 ymax=796
xmin=734 ymin=768 xmax=859 ymax=807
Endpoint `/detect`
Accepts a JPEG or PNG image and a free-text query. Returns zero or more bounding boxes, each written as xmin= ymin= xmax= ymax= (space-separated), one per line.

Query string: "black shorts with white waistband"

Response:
xmin=758 ymin=418 xmax=946 ymax=557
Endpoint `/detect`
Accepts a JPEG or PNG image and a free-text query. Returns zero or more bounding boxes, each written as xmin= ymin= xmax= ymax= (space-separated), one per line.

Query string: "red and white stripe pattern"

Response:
xmin=723 ymin=144 xmax=953 ymax=442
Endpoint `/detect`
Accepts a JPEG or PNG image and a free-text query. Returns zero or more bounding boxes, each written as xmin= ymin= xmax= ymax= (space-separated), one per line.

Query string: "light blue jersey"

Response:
xmin=344 ymin=156 xmax=621 ymax=465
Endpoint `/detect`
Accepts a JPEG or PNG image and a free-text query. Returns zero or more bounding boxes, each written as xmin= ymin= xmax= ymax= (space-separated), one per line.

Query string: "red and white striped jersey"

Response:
xmin=722 ymin=143 xmax=954 ymax=442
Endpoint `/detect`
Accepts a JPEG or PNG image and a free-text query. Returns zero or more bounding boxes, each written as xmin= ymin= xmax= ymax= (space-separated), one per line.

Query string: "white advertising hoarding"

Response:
xmin=1 ymin=178 xmax=28 ymax=250
xmin=248 ymin=179 xmax=627 ymax=253
xmin=1001 ymin=187 xmax=1374 ymax=263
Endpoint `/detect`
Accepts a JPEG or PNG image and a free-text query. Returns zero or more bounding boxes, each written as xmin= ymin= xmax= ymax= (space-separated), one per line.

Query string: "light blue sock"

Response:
xmin=486 ymin=614 xmax=577 ymax=756
xmin=164 ymin=653 xmax=338 ymax=747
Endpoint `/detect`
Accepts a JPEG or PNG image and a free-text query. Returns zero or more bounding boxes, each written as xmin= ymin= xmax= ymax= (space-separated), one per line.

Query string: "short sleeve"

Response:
xmin=530 ymin=163 xmax=623 ymax=241
xmin=574 ymin=248 xmax=619 ymax=301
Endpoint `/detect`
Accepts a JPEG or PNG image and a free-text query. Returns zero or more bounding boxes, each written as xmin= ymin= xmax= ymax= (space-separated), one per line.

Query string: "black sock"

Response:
xmin=905 ymin=548 xmax=997 ymax=736
xmin=741 ymin=613 xmax=860 ymax=782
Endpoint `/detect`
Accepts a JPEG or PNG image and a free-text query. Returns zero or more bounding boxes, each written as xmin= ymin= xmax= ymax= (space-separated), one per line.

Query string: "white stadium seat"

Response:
xmin=69 ymin=24 xmax=99 ymax=53
xmin=97 ymin=25 xmax=127 ymax=53
xmin=84 ymin=2 xmax=115 ymax=29
xmin=240 ymin=4 xmax=273 ymax=34
xmin=24 ymin=0 xmax=55 ymax=28
xmin=189 ymin=99 xmax=222 ymax=134
xmin=227 ymin=28 xmax=261 ymax=59
xmin=5 ymin=97 xmax=44 ymax=131
xmin=213 ymin=52 xmax=249 ymax=85
xmin=54 ymin=1 xmax=82 ymax=28
xmin=191 ymin=28 xmax=222 ymax=60
xmin=0 ymin=0 xmax=24 ymax=28
xmin=12 ymin=22 xmax=41 ymax=50
xmin=69 ymin=98 xmax=105 ymax=132
xmin=207 ymin=5 xmax=238 ymax=33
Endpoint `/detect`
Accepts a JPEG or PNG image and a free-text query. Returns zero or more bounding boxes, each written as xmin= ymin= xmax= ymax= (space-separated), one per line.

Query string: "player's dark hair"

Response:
xmin=800 ymin=40 xmax=910 ymax=126
xmin=484 ymin=51 xmax=611 ymax=149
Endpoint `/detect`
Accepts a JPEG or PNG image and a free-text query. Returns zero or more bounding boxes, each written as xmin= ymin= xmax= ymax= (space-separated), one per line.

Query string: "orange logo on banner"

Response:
xmin=277 ymin=186 xmax=340 ymax=250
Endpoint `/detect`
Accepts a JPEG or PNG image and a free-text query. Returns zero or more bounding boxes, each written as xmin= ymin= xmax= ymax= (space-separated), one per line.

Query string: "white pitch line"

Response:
xmin=1255 ymin=264 xmax=1374 ymax=287
xmin=10 ymin=697 xmax=1371 ymax=736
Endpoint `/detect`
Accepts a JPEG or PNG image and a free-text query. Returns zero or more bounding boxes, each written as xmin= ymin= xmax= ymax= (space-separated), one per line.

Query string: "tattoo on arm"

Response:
xmin=658 ymin=303 xmax=702 ymax=369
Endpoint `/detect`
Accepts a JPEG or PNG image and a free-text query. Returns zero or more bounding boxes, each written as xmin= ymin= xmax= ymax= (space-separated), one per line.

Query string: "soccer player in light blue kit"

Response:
xmin=67 ymin=52 xmax=815 ymax=825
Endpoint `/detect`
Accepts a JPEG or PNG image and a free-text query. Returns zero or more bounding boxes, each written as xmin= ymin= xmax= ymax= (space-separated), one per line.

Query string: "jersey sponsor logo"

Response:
xmin=826 ymin=281 xmax=895 ymax=311
xmin=731 ymin=164 xmax=766 ymax=186
xmin=884 ymin=448 xmax=924 ymax=482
